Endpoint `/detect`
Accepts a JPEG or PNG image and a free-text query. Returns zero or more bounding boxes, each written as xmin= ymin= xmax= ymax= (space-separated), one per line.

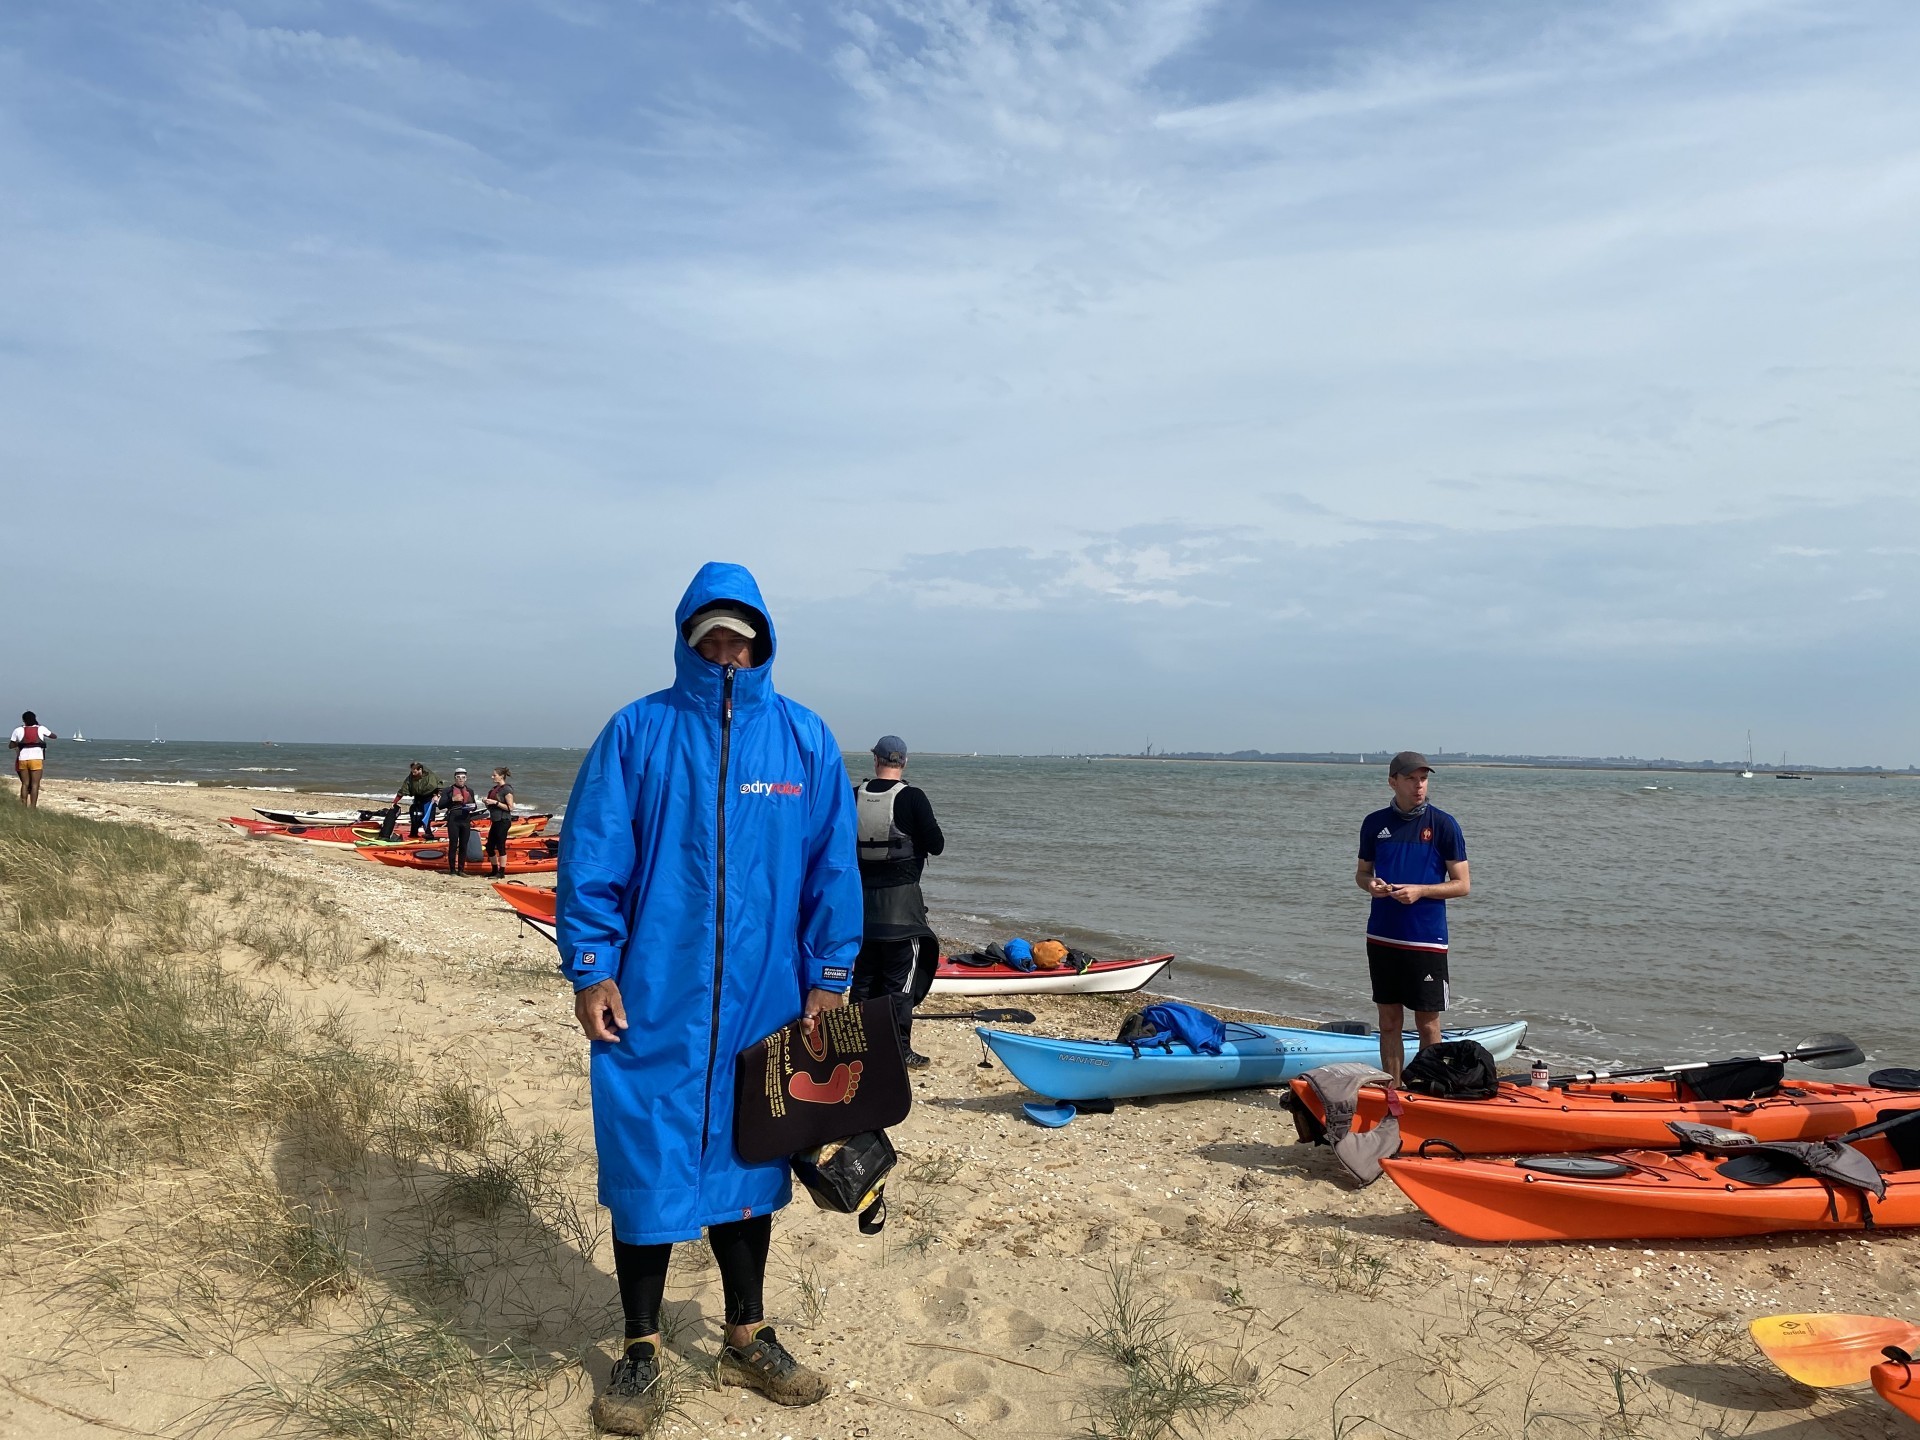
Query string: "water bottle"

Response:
xmin=1530 ymin=1059 xmax=1551 ymax=1090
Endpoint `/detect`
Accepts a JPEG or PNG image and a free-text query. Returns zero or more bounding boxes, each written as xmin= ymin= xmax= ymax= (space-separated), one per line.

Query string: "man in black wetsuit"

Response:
xmin=851 ymin=735 xmax=945 ymax=1068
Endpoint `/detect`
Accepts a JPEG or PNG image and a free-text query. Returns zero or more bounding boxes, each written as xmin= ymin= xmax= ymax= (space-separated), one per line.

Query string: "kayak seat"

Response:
xmin=1679 ymin=1059 xmax=1786 ymax=1102
xmin=1870 ymin=1069 xmax=1920 ymax=1092
xmin=1717 ymin=1152 xmax=1807 ymax=1187
xmin=1876 ymin=1110 xmax=1920 ymax=1170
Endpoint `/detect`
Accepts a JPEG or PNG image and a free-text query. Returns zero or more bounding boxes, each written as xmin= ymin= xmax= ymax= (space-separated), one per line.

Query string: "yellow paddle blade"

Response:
xmin=1751 ymin=1313 xmax=1920 ymax=1387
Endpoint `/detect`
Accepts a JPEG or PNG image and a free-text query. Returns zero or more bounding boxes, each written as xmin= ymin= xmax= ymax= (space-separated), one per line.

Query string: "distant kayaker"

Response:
xmin=442 ymin=768 xmax=480 ymax=875
xmin=1354 ymin=751 xmax=1471 ymax=1082
xmin=852 ymin=735 xmax=945 ymax=1068
xmin=9 ymin=711 xmax=56 ymax=808
xmin=393 ymin=761 xmax=441 ymax=839
xmin=484 ymin=767 xmax=515 ymax=878
xmin=559 ymin=562 xmax=861 ymax=1433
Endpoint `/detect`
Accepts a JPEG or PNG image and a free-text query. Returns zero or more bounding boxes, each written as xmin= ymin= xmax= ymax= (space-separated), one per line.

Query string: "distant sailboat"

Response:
xmin=151 ymin=724 xmax=163 ymax=745
xmin=1740 ymin=731 xmax=1754 ymax=779
xmin=70 ymin=731 xmax=87 ymax=743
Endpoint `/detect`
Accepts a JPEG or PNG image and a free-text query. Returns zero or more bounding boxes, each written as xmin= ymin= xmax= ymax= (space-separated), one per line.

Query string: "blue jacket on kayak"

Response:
xmin=557 ymin=562 xmax=863 ymax=1244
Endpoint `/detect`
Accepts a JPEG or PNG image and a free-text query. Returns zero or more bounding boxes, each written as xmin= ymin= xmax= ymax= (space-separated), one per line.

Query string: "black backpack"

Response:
xmin=1401 ymin=1040 xmax=1499 ymax=1100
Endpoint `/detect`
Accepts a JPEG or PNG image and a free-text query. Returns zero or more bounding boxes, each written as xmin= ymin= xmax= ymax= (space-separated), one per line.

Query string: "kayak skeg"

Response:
xmin=1380 ymin=1124 xmax=1920 ymax=1242
xmin=1290 ymin=1075 xmax=1920 ymax=1156
xmin=980 ymin=1020 xmax=1527 ymax=1102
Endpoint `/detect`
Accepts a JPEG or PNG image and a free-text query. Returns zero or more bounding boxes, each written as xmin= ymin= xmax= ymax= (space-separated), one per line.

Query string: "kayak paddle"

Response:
xmin=1751 ymin=1313 xmax=1920 ymax=1387
xmin=1557 ymin=1033 xmax=1863 ymax=1085
xmin=916 ymin=1008 xmax=1036 ymax=1024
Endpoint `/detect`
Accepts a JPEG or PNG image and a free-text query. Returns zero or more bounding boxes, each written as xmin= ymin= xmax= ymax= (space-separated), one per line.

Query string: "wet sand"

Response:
xmin=1 ymin=779 xmax=1913 ymax=1438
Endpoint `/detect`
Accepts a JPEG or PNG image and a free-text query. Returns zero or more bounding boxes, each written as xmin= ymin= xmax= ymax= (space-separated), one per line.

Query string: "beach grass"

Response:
xmin=0 ymin=800 xmax=606 ymax=1436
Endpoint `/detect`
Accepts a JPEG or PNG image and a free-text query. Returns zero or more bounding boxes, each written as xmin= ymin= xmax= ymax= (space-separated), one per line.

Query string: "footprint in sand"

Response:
xmin=1169 ymin=1273 xmax=1229 ymax=1303
xmin=919 ymin=1361 xmax=1013 ymax=1425
xmin=979 ymin=1306 xmax=1045 ymax=1346
xmin=902 ymin=1264 xmax=977 ymax=1324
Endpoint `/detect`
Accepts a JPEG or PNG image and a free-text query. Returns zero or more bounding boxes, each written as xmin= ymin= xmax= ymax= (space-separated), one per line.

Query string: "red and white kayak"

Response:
xmin=929 ymin=953 xmax=1173 ymax=996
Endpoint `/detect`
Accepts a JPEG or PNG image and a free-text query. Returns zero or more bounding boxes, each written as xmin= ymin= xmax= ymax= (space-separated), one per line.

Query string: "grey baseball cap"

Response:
xmin=1389 ymin=750 xmax=1433 ymax=777
xmin=872 ymin=735 xmax=908 ymax=764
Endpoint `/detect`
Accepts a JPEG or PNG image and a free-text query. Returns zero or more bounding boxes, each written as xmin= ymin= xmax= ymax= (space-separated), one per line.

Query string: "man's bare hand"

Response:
xmin=1365 ymin=876 xmax=1394 ymax=897
xmin=1389 ymin=883 xmax=1425 ymax=905
xmin=575 ymin=979 xmax=628 ymax=1042
xmin=801 ymin=986 xmax=847 ymax=1041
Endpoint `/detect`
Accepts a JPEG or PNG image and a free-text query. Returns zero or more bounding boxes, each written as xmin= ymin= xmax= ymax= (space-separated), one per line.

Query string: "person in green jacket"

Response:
xmin=394 ymin=761 xmax=443 ymax=839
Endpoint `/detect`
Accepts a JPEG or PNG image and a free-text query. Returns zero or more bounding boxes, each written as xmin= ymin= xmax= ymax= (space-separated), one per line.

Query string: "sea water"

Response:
xmin=55 ymin=743 xmax=1918 ymax=1074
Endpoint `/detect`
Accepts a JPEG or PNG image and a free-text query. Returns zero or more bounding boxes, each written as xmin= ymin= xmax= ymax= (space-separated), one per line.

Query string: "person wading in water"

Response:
xmin=850 ymin=736 xmax=945 ymax=1068
xmin=559 ymin=562 xmax=862 ymax=1434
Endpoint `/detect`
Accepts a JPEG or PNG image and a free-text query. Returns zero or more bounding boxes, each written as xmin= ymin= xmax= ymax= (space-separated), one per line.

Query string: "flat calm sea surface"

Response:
xmin=56 ymin=742 xmax=1917 ymax=1074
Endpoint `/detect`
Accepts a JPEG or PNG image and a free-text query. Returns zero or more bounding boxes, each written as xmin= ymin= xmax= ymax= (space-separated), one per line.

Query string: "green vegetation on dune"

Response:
xmin=0 ymin=801 xmax=614 ymax=1438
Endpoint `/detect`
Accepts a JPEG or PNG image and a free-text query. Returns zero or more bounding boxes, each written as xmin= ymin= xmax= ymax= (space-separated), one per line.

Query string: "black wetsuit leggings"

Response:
xmin=613 ymin=1214 xmax=771 ymax=1340
xmin=444 ymin=812 xmax=471 ymax=872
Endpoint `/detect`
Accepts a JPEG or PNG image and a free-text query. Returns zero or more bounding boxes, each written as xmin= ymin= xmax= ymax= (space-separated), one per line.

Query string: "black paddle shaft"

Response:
xmin=1556 ymin=1033 xmax=1862 ymax=1086
xmin=915 ymin=1008 xmax=1036 ymax=1024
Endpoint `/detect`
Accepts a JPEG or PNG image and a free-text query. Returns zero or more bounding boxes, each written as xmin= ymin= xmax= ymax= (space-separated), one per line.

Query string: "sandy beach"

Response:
xmin=2 ymin=779 xmax=1914 ymax=1439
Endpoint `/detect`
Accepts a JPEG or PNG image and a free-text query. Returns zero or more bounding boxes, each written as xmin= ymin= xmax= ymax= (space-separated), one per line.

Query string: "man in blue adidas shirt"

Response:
xmin=1355 ymin=751 xmax=1471 ymax=1081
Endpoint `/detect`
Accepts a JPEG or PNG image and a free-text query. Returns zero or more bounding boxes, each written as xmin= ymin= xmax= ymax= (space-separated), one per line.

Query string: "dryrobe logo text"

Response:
xmin=739 ymin=780 xmax=804 ymax=797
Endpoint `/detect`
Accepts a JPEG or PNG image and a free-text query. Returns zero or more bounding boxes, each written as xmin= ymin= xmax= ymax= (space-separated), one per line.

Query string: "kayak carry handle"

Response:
xmin=1417 ymin=1138 xmax=1467 ymax=1160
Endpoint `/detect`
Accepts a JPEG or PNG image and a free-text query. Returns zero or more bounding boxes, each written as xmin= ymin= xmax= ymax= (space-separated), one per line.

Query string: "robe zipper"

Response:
xmin=701 ymin=666 xmax=735 ymax=1157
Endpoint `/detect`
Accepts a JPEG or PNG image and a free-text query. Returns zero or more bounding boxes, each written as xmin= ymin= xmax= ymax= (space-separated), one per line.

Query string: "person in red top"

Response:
xmin=9 ymin=711 xmax=56 ymax=808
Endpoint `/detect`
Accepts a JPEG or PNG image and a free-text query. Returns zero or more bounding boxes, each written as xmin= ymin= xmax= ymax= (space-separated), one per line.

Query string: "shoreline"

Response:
xmin=1 ymin=779 xmax=1912 ymax=1438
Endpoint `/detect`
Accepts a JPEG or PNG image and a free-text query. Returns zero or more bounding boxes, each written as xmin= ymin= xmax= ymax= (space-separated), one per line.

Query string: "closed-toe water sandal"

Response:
xmin=716 ymin=1326 xmax=830 ymax=1406
xmin=592 ymin=1341 xmax=667 ymax=1434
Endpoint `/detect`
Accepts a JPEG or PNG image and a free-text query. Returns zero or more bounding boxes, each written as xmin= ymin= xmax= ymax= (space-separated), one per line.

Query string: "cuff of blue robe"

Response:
xmin=808 ymin=962 xmax=853 ymax=992
xmin=569 ymin=946 xmax=618 ymax=991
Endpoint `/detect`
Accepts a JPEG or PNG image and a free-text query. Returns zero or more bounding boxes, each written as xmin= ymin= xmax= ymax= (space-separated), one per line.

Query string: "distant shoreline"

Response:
xmin=914 ymin=753 xmax=1917 ymax=778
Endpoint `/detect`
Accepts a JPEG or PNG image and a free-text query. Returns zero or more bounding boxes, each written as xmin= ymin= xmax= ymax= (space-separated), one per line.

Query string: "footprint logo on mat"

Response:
xmin=788 ymin=1061 xmax=863 ymax=1106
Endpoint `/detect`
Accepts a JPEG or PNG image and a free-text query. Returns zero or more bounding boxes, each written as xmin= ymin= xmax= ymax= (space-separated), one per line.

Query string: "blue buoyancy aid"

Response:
xmin=556 ymin=562 xmax=864 ymax=1244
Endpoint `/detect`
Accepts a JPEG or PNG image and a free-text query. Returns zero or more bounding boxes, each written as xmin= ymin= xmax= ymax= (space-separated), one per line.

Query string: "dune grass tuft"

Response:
xmin=1 ymin=801 xmax=607 ymax=1435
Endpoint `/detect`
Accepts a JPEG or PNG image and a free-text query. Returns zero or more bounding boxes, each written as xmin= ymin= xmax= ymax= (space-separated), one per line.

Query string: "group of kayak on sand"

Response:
xmin=534 ymin=561 xmax=1917 ymax=1434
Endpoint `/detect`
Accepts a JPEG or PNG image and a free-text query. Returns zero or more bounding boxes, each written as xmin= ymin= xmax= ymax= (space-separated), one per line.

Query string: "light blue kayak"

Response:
xmin=979 ymin=1020 xmax=1529 ymax=1102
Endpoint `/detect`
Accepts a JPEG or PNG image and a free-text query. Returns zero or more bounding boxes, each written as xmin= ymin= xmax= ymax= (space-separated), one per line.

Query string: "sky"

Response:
xmin=2 ymin=0 xmax=1916 ymax=764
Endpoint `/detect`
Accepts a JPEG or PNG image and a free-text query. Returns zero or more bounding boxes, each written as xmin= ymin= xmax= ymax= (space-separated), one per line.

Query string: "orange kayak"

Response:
xmin=1381 ymin=1129 xmax=1920 ymax=1242
xmin=228 ymin=815 xmax=551 ymax=847
xmin=494 ymin=881 xmax=554 ymax=922
xmin=1874 ymin=1354 xmax=1920 ymax=1421
xmin=368 ymin=840 xmax=559 ymax=874
xmin=1291 ymin=1076 xmax=1920 ymax=1154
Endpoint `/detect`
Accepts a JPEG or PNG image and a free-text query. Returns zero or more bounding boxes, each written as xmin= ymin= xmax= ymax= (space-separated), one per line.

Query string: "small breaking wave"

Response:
xmin=233 ymin=767 xmax=299 ymax=773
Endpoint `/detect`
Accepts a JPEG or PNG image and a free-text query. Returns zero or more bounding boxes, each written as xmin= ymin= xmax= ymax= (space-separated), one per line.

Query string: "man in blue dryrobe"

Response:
xmin=558 ymin=561 xmax=863 ymax=1433
xmin=1354 ymin=751 xmax=1471 ymax=1082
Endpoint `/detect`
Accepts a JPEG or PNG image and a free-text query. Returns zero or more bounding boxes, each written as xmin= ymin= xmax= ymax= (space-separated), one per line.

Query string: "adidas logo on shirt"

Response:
xmin=1377 ymin=827 xmax=1392 ymax=839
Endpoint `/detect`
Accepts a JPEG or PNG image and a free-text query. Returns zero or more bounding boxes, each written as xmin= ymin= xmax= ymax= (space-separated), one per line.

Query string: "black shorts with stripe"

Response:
xmin=1366 ymin=939 xmax=1449 ymax=1014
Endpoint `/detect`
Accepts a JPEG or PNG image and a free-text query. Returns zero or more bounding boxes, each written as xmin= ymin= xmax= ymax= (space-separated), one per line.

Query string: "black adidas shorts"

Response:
xmin=1367 ymin=940 xmax=1450 ymax=1014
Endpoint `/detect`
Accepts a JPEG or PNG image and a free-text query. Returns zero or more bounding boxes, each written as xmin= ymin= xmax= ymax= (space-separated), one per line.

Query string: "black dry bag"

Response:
xmin=1401 ymin=1040 xmax=1500 ymax=1100
xmin=792 ymin=1130 xmax=896 ymax=1235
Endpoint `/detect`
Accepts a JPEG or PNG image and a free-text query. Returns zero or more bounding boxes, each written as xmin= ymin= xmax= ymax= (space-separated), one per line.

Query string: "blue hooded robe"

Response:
xmin=556 ymin=562 xmax=863 ymax=1244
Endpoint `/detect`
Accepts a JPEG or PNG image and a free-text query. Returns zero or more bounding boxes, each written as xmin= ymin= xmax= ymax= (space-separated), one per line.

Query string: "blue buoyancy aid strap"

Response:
xmin=1136 ymin=1002 xmax=1227 ymax=1055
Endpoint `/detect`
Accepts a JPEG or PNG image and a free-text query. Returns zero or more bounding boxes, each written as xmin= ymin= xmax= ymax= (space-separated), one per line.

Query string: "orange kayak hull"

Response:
xmin=494 ymin=881 xmax=555 ymax=921
xmin=1382 ymin=1136 xmax=1917 ymax=1242
xmin=1292 ymin=1077 xmax=1920 ymax=1154
xmin=1874 ymin=1359 xmax=1920 ymax=1421
xmin=368 ymin=844 xmax=557 ymax=874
